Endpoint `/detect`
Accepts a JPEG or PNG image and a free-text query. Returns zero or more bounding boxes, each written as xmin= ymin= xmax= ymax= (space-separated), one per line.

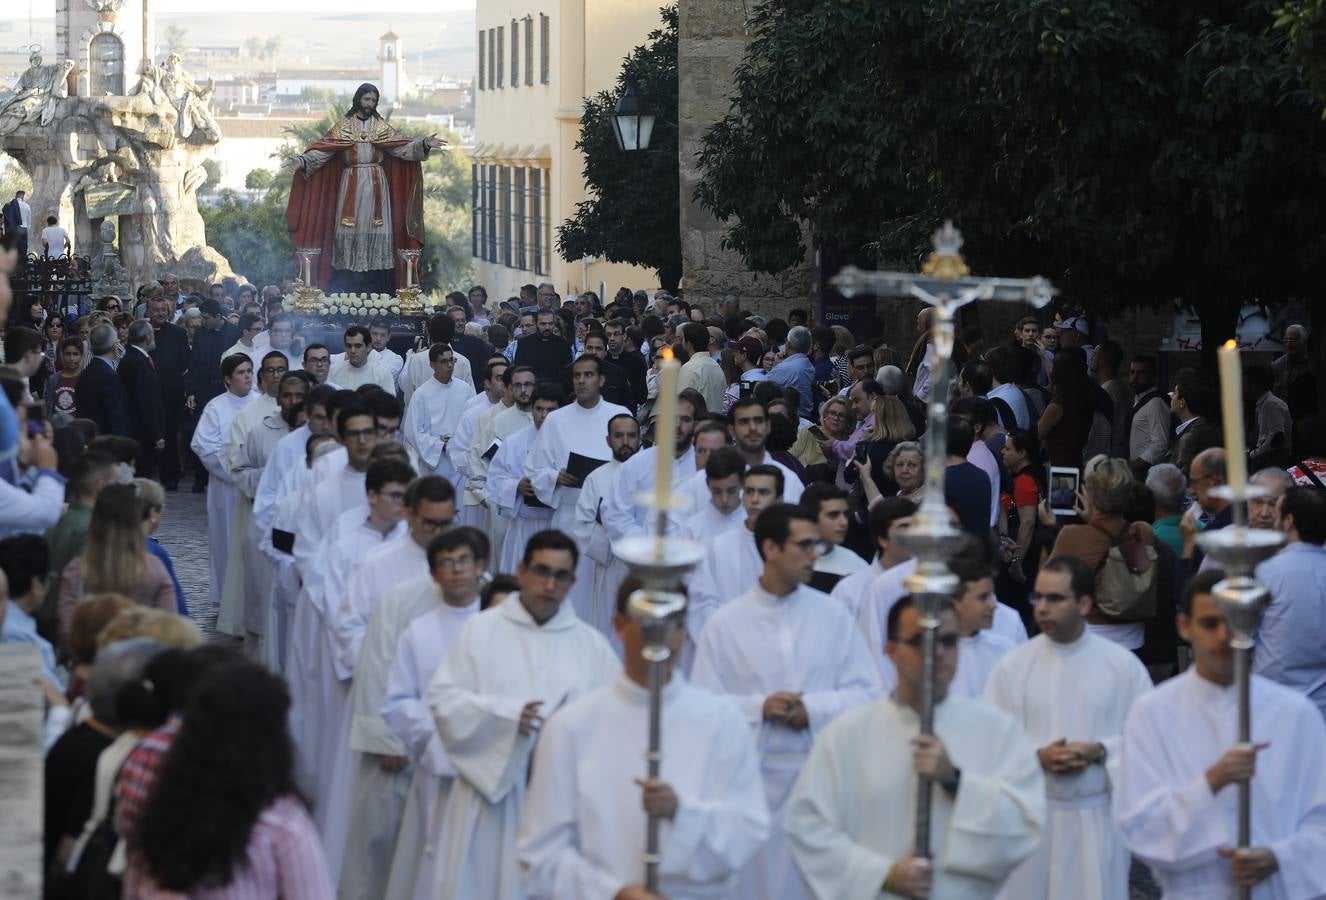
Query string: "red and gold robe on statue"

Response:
xmin=286 ymin=115 xmax=430 ymax=290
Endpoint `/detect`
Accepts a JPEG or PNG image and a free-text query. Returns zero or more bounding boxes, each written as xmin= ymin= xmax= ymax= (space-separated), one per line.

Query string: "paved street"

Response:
xmin=155 ymin=481 xmax=224 ymax=641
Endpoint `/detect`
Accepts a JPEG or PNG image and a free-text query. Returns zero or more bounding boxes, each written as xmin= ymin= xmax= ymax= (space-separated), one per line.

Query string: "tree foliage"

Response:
xmin=205 ymin=106 xmax=472 ymax=293
xmin=557 ymin=6 xmax=680 ymax=291
xmin=696 ymin=0 xmax=1326 ymax=356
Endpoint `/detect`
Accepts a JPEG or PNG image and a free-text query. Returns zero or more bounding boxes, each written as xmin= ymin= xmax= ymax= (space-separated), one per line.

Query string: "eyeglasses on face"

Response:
xmin=419 ymin=516 xmax=453 ymax=531
xmin=343 ymin=426 xmax=376 ymax=441
xmin=435 ymin=555 xmax=476 ymax=571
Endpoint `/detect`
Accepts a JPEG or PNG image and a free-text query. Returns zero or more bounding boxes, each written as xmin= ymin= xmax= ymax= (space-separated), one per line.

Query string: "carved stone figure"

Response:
xmin=0 ymin=51 xmax=75 ymax=135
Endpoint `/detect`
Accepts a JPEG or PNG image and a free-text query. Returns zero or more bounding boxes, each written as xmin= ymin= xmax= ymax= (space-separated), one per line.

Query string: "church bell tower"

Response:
xmin=378 ymin=29 xmax=406 ymax=107
xmin=55 ymin=0 xmax=152 ymax=97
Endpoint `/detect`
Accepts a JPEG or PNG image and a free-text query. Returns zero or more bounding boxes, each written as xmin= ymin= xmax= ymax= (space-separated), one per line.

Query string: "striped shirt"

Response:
xmin=123 ymin=796 xmax=333 ymax=899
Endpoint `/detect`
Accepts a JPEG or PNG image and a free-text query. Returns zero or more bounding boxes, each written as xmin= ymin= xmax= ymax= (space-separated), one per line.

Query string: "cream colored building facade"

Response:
xmin=470 ymin=0 xmax=658 ymax=301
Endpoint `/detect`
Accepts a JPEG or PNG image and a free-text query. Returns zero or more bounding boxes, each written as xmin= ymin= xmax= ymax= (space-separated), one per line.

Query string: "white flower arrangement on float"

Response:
xmin=279 ymin=291 xmax=404 ymax=317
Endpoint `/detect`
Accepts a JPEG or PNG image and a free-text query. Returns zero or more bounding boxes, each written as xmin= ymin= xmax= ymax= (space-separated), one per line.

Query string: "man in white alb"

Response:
xmin=370 ymin=318 xmax=406 ymax=382
xmin=948 ymin=552 xmax=1018 ymax=699
xmin=828 ymin=496 xmax=916 ymax=622
xmin=785 ymin=595 xmax=1045 ymax=898
xmin=190 ymin=353 xmax=256 ymax=606
xmin=798 ymin=483 xmax=866 ymax=594
xmin=603 ymin=392 xmax=701 ymax=542
xmin=330 ymin=325 xmax=397 ymax=393
xmin=519 ymin=575 xmax=771 ymax=899
xmin=1115 ymin=569 xmax=1326 ymax=898
xmin=425 ymin=530 xmax=620 ymax=900
xmin=469 ymin=365 xmax=536 ymax=558
xmin=524 ymin=354 xmax=631 ymax=534
xmin=490 ymin=385 xmax=563 ymax=573
xmin=450 ymin=360 xmax=507 ymax=528
xmin=568 ymin=413 xmax=640 ymax=640
xmin=382 ymin=527 xmax=489 ymax=900
xmin=675 ymin=447 xmax=747 ymax=544
xmin=692 ymin=504 xmax=882 ymax=900
xmin=984 ymin=557 xmax=1153 ymax=900
xmin=672 ymin=399 xmax=804 ymax=511
xmin=401 ymin=343 xmax=471 ymax=492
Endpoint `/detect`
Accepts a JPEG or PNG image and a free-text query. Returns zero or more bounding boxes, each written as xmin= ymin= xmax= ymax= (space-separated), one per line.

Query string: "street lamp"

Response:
xmin=611 ymin=77 xmax=656 ymax=152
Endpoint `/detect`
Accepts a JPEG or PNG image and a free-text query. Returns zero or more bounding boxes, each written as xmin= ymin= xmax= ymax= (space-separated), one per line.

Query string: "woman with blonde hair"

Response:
xmin=58 ymin=482 xmax=177 ymax=644
xmin=1048 ymin=454 xmax=1160 ymax=650
xmin=792 ymin=395 xmax=854 ymax=475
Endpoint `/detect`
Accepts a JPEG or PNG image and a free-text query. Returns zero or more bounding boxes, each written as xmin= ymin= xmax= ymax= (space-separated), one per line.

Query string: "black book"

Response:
xmin=481 ymin=438 xmax=502 ymax=461
xmin=522 ymin=491 xmax=551 ymax=509
xmin=808 ymin=570 xmax=844 ymax=594
xmin=566 ymin=451 xmax=607 ymax=484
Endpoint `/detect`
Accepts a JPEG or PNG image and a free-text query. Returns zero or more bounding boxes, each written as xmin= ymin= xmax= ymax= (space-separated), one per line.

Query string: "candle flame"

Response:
xmin=660 ymin=346 xmax=674 ymax=362
xmin=1223 ymin=339 xmax=1237 ymax=351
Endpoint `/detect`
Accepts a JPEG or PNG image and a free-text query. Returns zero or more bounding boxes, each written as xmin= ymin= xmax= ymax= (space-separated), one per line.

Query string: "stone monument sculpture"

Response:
xmin=0 ymin=0 xmax=233 ymax=289
xmin=284 ymin=82 xmax=445 ymax=293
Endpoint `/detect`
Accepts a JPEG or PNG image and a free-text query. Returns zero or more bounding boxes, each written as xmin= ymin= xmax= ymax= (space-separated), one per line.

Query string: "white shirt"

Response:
xmin=1115 ymin=670 xmax=1326 ymax=899
xmin=40 ymin=224 xmax=68 ymax=257
xmin=785 ymin=695 xmax=1045 ymax=899
xmin=15 ymin=197 xmax=31 ymax=228
xmin=602 ymin=445 xmax=698 ymax=541
xmin=523 ymin=397 xmax=631 ymax=531
xmin=988 ymin=382 xmax=1030 ymax=431
xmin=1128 ymin=391 xmax=1171 ymax=464
xmin=329 ymin=357 xmax=397 ymax=393
xmin=518 ymin=674 xmax=770 ymax=900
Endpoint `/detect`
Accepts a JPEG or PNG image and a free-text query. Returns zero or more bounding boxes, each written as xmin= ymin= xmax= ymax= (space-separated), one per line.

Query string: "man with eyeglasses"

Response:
xmin=982 ymin=556 xmax=1151 ymax=900
xmin=785 ymin=595 xmax=1044 ymax=900
xmin=425 ymin=528 xmax=619 ymax=900
xmin=382 ymin=527 xmax=490 ymax=900
xmin=1116 ymin=570 xmax=1326 ymax=898
xmin=468 ymin=365 xmax=537 ymax=560
xmin=298 ymin=343 xmax=340 ymax=388
xmin=223 ymin=312 xmax=266 ymax=371
xmin=693 ymin=503 xmax=881 ymax=900
xmin=331 ymin=475 xmax=457 ymax=899
xmin=288 ymin=453 xmax=414 ymax=862
xmin=402 ymin=343 xmax=470 ymax=492
xmin=490 ymin=384 xmax=565 ymax=573
xmin=1179 ymin=447 xmax=1233 ymax=573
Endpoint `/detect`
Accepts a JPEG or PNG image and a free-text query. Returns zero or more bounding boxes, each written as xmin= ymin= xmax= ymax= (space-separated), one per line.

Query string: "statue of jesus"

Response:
xmin=284 ymin=83 xmax=446 ymax=293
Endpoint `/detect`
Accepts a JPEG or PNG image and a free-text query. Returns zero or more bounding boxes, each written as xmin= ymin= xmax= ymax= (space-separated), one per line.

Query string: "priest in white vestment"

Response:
xmin=469 ymin=368 xmax=537 ymax=561
xmin=190 ymin=353 xmax=256 ymax=606
xmin=601 ymin=395 xmax=701 ymax=542
xmin=518 ymin=575 xmax=770 ymax=899
xmin=382 ymin=528 xmax=488 ymax=900
xmin=490 ymin=387 xmax=561 ymax=573
xmin=692 ymin=504 xmax=883 ymax=900
xmin=675 ymin=446 xmax=747 ymax=544
xmin=798 ymin=484 xmax=867 ymax=594
xmin=685 ymin=465 xmax=786 ymax=665
xmin=670 ymin=399 xmax=805 ymax=516
xmin=401 ymin=344 xmax=471 ymax=492
xmin=828 ymin=496 xmax=918 ymax=622
xmin=450 ymin=362 xmax=505 ymax=528
xmin=522 ymin=356 xmax=630 ymax=534
xmin=984 ymin=558 xmax=1153 ymax=900
xmin=401 ymin=317 xmax=474 ymax=405
xmin=567 ymin=413 xmax=640 ymax=640
xmin=785 ymin=597 xmax=1045 ymax=899
xmin=335 ymin=478 xmax=458 ymax=900
xmin=329 ymin=326 xmax=397 ymax=393
xmin=425 ymin=530 xmax=620 ymax=900
xmin=1115 ymin=570 xmax=1326 ymax=899
xmin=948 ymin=556 xmax=1018 ymax=699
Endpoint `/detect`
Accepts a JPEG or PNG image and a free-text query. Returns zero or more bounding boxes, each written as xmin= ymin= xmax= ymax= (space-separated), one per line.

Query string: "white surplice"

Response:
xmin=523 ymin=397 xmax=631 ymax=534
xmin=567 ymin=459 xmax=625 ymax=640
xmin=450 ymin=393 xmax=495 ymax=527
xmin=292 ymin=459 xmax=367 ymax=577
xmin=333 ymin=533 xmax=430 ymax=680
xmin=784 ymin=695 xmax=1046 ymax=899
xmin=402 ymin=375 xmax=471 ymax=490
xmin=252 ymin=422 xmax=311 ymax=534
xmin=951 ymin=630 xmax=1018 ymax=700
xmin=672 ymin=454 xmax=806 ymax=512
xmin=1115 ymin=670 xmax=1326 ymax=900
xmin=329 ymin=357 xmax=397 ymax=394
xmin=518 ymin=673 xmax=771 ymax=900
xmin=229 ymin=409 xmax=290 ymax=661
xmin=691 ymin=583 xmax=883 ymax=900
xmin=676 ymin=500 xmax=744 ymax=545
xmin=338 ymin=574 xmax=443 ymax=900
xmin=424 ymin=596 xmax=621 ymax=900
xmin=470 ymin=404 xmax=532 ymax=562
xmin=685 ymin=524 xmax=762 ymax=664
xmin=489 ymin=424 xmax=552 ymax=574
xmin=383 ymin=596 xmax=481 ymax=900
xmin=601 ymin=445 xmax=697 ymax=541
xmin=190 ymin=389 xmax=254 ymax=605
xmin=402 ymin=345 xmax=474 ymax=406
xmin=828 ymin=556 xmax=888 ymax=623
xmin=984 ymin=632 xmax=1153 ymax=900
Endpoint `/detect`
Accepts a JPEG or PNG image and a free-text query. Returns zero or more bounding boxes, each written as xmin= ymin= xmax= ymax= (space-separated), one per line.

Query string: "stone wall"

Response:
xmin=0 ymin=647 xmax=42 ymax=900
xmin=676 ymin=0 xmax=813 ymax=322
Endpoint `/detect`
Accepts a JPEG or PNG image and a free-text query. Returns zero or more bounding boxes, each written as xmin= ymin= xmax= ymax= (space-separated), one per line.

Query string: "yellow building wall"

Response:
xmin=471 ymin=0 xmax=660 ymax=302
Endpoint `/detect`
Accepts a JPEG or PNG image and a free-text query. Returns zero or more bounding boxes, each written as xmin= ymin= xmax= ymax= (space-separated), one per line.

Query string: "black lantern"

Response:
xmin=610 ymin=77 xmax=656 ymax=152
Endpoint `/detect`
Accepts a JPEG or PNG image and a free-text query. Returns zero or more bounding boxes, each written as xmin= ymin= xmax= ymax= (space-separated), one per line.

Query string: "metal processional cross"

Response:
xmin=832 ymin=222 xmax=1056 ymax=861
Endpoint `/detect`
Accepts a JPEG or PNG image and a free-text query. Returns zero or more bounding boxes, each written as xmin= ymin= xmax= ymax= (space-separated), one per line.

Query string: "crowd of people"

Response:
xmin=3 ymin=221 xmax=1326 ymax=900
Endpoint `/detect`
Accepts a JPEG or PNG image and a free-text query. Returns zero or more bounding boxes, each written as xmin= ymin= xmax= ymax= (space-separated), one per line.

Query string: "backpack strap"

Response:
xmin=989 ymin=396 xmax=1018 ymax=432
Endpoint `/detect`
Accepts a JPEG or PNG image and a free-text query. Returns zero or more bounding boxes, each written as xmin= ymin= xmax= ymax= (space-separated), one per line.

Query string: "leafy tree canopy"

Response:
xmin=557 ymin=6 xmax=680 ymax=291
xmin=696 ymin=0 xmax=1326 ymax=353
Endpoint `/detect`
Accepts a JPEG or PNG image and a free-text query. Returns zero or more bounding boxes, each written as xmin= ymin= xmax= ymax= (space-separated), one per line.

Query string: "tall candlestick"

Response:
xmin=653 ymin=347 xmax=680 ymax=537
xmin=1218 ymin=339 xmax=1248 ymax=500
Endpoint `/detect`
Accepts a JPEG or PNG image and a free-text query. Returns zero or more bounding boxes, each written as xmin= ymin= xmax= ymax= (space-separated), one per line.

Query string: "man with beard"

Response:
xmin=672 ymin=397 xmax=804 ymax=515
xmin=602 ymin=389 xmax=701 ymax=543
xmin=558 ymin=332 xmax=630 ymax=409
xmin=468 ymin=365 xmax=536 ymax=559
xmin=568 ymin=413 xmax=641 ymax=639
xmin=603 ymin=318 xmax=647 ymax=409
xmin=513 ymin=308 xmax=572 ymax=382
xmin=286 ymin=83 xmax=445 ymax=293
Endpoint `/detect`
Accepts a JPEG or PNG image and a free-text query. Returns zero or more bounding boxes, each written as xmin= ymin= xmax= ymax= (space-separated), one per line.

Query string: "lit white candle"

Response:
xmin=1218 ymin=339 xmax=1248 ymax=498
xmin=653 ymin=347 xmax=680 ymax=520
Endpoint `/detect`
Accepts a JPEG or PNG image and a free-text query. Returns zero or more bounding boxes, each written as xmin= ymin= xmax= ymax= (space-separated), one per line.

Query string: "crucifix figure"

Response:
xmin=832 ymin=221 xmax=1055 ymax=860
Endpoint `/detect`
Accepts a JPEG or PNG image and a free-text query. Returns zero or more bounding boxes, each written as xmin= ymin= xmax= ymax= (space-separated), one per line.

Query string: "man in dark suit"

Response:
xmin=75 ymin=322 xmax=130 ymax=437
xmin=187 ymin=297 xmax=235 ymax=409
xmin=148 ymin=294 xmax=190 ymax=489
xmin=559 ymin=332 xmax=632 ymax=409
xmin=445 ymin=298 xmax=494 ymax=377
xmin=513 ymin=307 xmax=572 ymax=382
xmin=120 ymin=319 xmax=166 ymax=477
xmin=604 ymin=317 xmax=647 ymax=409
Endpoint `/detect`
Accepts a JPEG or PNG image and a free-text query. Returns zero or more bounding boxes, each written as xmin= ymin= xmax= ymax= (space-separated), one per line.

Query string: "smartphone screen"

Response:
xmin=1049 ymin=466 xmax=1081 ymax=516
